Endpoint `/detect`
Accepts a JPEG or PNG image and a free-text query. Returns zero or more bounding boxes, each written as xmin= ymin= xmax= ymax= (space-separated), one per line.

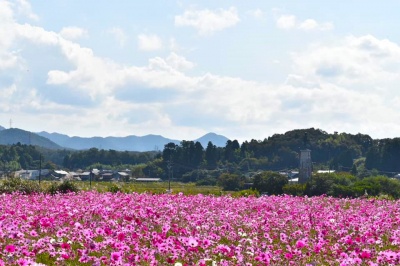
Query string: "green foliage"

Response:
xmin=302 ymin=173 xmax=400 ymax=199
xmin=231 ymin=189 xmax=260 ymax=197
xmin=331 ymin=184 xmax=356 ymax=198
xmin=253 ymin=171 xmax=288 ymax=195
xmin=0 ymin=177 xmax=42 ymax=194
xmin=365 ymin=138 xmax=400 ymax=172
xmin=217 ymin=173 xmax=244 ymax=191
xmin=283 ymin=183 xmax=306 ymax=196
xmin=143 ymin=158 xmax=165 ymax=179
xmin=305 ymin=173 xmax=337 ymax=196
xmin=196 ymin=176 xmax=217 ymax=186
xmin=63 ymin=148 xmax=158 ymax=169
xmin=47 ymin=180 xmax=79 ymax=195
xmin=352 ymin=176 xmax=400 ymax=198
xmin=108 ymin=183 xmax=122 ymax=193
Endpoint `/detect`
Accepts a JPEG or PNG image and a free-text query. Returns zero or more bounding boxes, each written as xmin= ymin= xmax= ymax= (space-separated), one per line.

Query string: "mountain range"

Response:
xmin=0 ymin=126 xmax=229 ymax=152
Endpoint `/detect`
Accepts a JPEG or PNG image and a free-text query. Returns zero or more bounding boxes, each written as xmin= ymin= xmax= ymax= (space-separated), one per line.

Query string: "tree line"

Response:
xmin=1 ymin=128 xmax=400 ymax=182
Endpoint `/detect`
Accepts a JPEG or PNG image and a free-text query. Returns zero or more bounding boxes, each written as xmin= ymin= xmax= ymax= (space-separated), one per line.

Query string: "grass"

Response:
xmin=37 ymin=180 xmax=224 ymax=195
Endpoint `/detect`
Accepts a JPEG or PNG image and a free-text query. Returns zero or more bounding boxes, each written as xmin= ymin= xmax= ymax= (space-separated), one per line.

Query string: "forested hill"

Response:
xmin=238 ymin=128 xmax=374 ymax=170
xmin=234 ymin=128 xmax=399 ymax=173
xmin=1 ymin=127 xmax=400 ymax=176
xmin=0 ymin=128 xmax=62 ymax=150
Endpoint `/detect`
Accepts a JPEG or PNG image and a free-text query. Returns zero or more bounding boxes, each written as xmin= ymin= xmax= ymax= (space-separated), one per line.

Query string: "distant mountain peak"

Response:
xmin=0 ymin=128 xmax=62 ymax=149
xmin=195 ymin=132 xmax=229 ymax=147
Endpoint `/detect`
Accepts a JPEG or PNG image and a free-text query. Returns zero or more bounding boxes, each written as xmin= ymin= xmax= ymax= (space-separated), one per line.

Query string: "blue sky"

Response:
xmin=1 ymin=0 xmax=400 ymax=142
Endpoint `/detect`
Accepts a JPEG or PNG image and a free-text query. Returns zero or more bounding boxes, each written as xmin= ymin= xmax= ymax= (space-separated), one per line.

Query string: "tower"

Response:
xmin=299 ymin=149 xmax=312 ymax=183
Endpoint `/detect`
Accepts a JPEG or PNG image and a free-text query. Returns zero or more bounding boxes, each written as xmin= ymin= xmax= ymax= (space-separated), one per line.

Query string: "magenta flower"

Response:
xmin=61 ymin=242 xmax=71 ymax=249
xmin=296 ymin=240 xmax=306 ymax=248
xmin=0 ymin=191 xmax=400 ymax=264
xmin=188 ymin=237 xmax=198 ymax=247
xmin=360 ymin=250 xmax=371 ymax=259
xmin=5 ymin=244 xmax=16 ymax=253
xmin=285 ymin=252 xmax=293 ymax=259
xmin=111 ymin=251 xmax=122 ymax=262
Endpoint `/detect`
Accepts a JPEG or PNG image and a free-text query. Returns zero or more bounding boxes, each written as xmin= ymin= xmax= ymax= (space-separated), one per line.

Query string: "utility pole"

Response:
xmin=89 ymin=169 xmax=92 ymax=189
xmin=166 ymin=145 xmax=176 ymax=194
xmin=1 ymin=160 xmax=5 ymax=179
xmin=39 ymin=154 xmax=42 ymax=184
xmin=167 ymin=160 xmax=172 ymax=193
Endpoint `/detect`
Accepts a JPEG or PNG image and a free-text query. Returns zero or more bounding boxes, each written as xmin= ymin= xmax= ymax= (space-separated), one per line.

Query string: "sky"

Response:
xmin=1 ymin=0 xmax=400 ymax=143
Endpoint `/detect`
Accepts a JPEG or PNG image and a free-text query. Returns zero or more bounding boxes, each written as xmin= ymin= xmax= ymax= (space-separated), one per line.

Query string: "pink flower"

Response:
xmin=296 ymin=240 xmax=306 ymax=248
xmin=5 ymin=244 xmax=16 ymax=253
xmin=360 ymin=250 xmax=371 ymax=259
xmin=285 ymin=252 xmax=293 ymax=259
xmin=188 ymin=237 xmax=198 ymax=247
xmin=16 ymin=258 xmax=29 ymax=266
xmin=111 ymin=251 xmax=122 ymax=262
xmin=61 ymin=242 xmax=71 ymax=249
xmin=117 ymin=232 xmax=126 ymax=241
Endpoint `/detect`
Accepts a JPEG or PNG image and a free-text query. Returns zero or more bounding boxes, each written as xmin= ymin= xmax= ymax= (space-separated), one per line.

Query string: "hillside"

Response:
xmin=194 ymin=132 xmax=228 ymax=147
xmin=0 ymin=128 xmax=62 ymax=150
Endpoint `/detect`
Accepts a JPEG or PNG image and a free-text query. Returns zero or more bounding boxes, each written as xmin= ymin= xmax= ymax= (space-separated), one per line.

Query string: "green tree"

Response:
xmin=305 ymin=173 xmax=336 ymax=196
xmin=253 ymin=171 xmax=288 ymax=195
xmin=217 ymin=173 xmax=244 ymax=191
xmin=282 ymin=183 xmax=306 ymax=196
xmin=205 ymin=141 xmax=218 ymax=169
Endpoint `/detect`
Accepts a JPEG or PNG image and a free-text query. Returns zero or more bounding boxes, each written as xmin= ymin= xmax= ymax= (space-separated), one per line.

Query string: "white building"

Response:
xmin=16 ymin=169 xmax=50 ymax=180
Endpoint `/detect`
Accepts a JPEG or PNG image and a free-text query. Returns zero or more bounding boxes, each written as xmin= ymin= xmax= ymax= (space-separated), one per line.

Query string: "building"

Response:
xmin=52 ymin=170 xmax=70 ymax=180
xmin=317 ymin=170 xmax=335 ymax=174
xmin=299 ymin=149 xmax=312 ymax=183
xmin=15 ymin=169 xmax=50 ymax=180
xmin=135 ymin=178 xmax=161 ymax=182
xmin=117 ymin=172 xmax=130 ymax=181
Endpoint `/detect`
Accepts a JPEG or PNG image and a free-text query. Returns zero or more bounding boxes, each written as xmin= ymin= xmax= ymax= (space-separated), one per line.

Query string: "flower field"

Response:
xmin=0 ymin=192 xmax=400 ymax=265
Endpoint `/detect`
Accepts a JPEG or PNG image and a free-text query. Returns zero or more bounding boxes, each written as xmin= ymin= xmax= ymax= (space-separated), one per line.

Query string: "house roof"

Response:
xmin=317 ymin=170 xmax=335 ymax=174
xmin=135 ymin=178 xmax=161 ymax=182
xmin=102 ymin=173 xmax=113 ymax=176
xmin=118 ymin=172 xmax=129 ymax=176
xmin=54 ymin=170 xmax=69 ymax=175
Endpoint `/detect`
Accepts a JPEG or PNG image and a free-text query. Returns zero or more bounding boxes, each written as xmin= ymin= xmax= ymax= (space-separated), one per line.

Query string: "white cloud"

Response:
xmin=0 ymin=83 xmax=17 ymax=98
xmin=276 ymin=14 xmax=333 ymax=31
xmin=2 ymin=0 xmax=400 ymax=142
xmin=276 ymin=15 xmax=296 ymax=29
xmin=16 ymin=0 xmax=39 ymax=21
xmin=282 ymin=34 xmax=400 ymax=137
xmin=291 ymin=35 xmax=400 ymax=90
xmin=10 ymin=30 xmax=400 ymax=140
xmin=108 ymin=27 xmax=127 ymax=47
xmin=166 ymin=52 xmax=195 ymax=71
xmin=299 ymin=19 xmax=333 ymax=31
xmin=137 ymin=33 xmax=163 ymax=51
xmin=174 ymin=7 xmax=240 ymax=36
xmin=0 ymin=1 xmax=14 ymax=23
xmin=247 ymin=9 xmax=264 ymax=20
xmin=0 ymin=1 xmax=19 ymax=70
xmin=59 ymin=26 xmax=88 ymax=40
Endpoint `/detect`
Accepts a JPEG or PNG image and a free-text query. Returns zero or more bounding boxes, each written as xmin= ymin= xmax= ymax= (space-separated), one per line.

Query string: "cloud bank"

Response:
xmin=1 ymin=1 xmax=400 ymax=142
